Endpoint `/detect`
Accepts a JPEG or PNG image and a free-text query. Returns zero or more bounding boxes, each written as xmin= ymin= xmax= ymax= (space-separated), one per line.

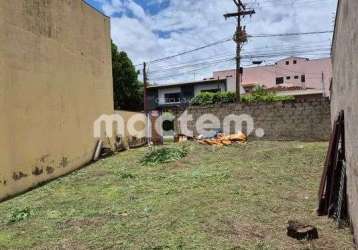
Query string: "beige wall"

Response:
xmin=115 ymin=110 xmax=146 ymax=139
xmin=0 ymin=0 xmax=113 ymax=200
xmin=331 ymin=0 xmax=358 ymax=243
xmin=174 ymin=97 xmax=331 ymax=141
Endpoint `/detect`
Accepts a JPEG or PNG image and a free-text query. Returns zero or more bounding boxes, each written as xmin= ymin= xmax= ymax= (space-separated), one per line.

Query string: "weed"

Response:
xmin=140 ymin=145 xmax=190 ymax=166
xmin=8 ymin=208 xmax=31 ymax=224
xmin=120 ymin=173 xmax=136 ymax=179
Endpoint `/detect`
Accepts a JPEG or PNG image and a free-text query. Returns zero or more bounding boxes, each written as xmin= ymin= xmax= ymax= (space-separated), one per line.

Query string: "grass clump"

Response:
xmin=140 ymin=145 xmax=190 ymax=166
xmin=8 ymin=208 xmax=31 ymax=224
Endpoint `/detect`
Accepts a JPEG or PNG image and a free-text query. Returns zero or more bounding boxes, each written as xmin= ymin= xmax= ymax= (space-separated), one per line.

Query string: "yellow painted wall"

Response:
xmin=331 ymin=0 xmax=358 ymax=242
xmin=115 ymin=110 xmax=146 ymax=145
xmin=0 ymin=0 xmax=113 ymax=201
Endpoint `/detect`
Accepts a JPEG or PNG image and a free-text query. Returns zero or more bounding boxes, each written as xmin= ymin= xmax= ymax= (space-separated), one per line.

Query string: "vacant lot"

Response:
xmin=0 ymin=141 xmax=353 ymax=249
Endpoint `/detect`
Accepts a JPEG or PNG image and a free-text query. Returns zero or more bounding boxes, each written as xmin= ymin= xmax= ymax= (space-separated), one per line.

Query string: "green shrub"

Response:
xmin=190 ymin=86 xmax=294 ymax=106
xmin=216 ymin=92 xmax=236 ymax=103
xmin=140 ymin=145 xmax=190 ymax=166
xmin=190 ymin=92 xmax=215 ymax=106
xmin=191 ymin=92 xmax=235 ymax=106
xmin=242 ymin=85 xmax=295 ymax=103
xmin=8 ymin=208 xmax=31 ymax=224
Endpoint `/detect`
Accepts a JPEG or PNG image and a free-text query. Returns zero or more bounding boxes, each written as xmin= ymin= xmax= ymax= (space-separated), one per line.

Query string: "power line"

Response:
xmin=147 ymin=46 xmax=331 ymax=74
xmin=149 ymin=58 xmax=235 ymax=82
xmin=147 ymin=48 xmax=331 ymax=81
xmin=135 ymin=30 xmax=333 ymax=67
xmin=135 ymin=38 xmax=232 ymax=67
xmin=246 ymin=0 xmax=331 ymax=9
xmin=149 ymin=56 xmax=236 ymax=75
xmin=158 ymin=40 xmax=330 ymax=66
xmin=148 ymin=57 xmax=235 ymax=79
xmin=249 ymin=30 xmax=333 ymax=38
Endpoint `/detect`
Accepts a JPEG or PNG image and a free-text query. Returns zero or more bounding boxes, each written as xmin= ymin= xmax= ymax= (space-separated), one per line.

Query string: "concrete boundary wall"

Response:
xmin=0 ymin=0 xmax=113 ymax=201
xmin=331 ymin=0 xmax=358 ymax=243
xmin=173 ymin=97 xmax=331 ymax=141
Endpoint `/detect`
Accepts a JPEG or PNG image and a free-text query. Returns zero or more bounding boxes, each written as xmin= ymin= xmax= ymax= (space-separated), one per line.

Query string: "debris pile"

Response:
xmin=197 ymin=132 xmax=247 ymax=146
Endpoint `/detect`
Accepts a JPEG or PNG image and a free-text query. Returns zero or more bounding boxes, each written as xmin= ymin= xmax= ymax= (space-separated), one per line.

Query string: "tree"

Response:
xmin=112 ymin=41 xmax=144 ymax=111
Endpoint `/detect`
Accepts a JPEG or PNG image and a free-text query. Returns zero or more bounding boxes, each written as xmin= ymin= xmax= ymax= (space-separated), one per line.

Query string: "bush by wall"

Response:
xmin=191 ymin=92 xmax=236 ymax=106
xmin=190 ymin=86 xmax=294 ymax=106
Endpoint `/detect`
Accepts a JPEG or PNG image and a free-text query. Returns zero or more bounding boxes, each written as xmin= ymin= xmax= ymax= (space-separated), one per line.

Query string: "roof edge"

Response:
xmin=331 ymin=0 xmax=341 ymax=59
xmin=82 ymin=0 xmax=110 ymax=19
xmin=148 ymin=78 xmax=226 ymax=89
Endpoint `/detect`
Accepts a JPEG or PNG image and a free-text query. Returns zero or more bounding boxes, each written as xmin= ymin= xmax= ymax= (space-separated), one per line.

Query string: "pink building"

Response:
xmin=213 ymin=57 xmax=332 ymax=96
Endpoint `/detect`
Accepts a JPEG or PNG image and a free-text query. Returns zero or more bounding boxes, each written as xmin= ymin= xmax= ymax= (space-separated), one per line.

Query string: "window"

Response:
xmin=285 ymin=61 xmax=289 ymax=65
xmin=293 ymin=60 xmax=297 ymax=64
xmin=286 ymin=76 xmax=291 ymax=80
xmin=201 ymin=89 xmax=220 ymax=93
xmin=294 ymin=75 xmax=299 ymax=79
xmin=301 ymin=75 xmax=306 ymax=83
xmin=164 ymin=93 xmax=181 ymax=103
xmin=276 ymin=77 xmax=284 ymax=85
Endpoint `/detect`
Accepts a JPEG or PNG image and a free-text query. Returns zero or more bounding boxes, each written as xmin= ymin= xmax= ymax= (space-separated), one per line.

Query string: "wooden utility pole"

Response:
xmin=143 ymin=62 xmax=148 ymax=113
xmin=143 ymin=62 xmax=151 ymax=145
xmin=321 ymin=72 xmax=326 ymax=97
xmin=224 ymin=0 xmax=255 ymax=102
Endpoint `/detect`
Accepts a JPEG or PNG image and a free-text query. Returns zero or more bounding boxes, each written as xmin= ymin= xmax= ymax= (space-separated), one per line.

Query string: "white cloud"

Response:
xmin=98 ymin=0 xmax=337 ymax=84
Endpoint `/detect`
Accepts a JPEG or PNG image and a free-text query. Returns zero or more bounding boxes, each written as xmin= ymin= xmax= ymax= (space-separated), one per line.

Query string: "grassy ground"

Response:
xmin=0 ymin=141 xmax=353 ymax=249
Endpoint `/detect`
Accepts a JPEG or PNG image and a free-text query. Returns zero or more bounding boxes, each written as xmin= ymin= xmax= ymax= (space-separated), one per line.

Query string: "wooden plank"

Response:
xmin=317 ymin=113 xmax=341 ymax=215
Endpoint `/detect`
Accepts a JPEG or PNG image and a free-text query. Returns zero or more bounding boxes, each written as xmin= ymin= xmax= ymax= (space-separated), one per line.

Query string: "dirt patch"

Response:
xmin=203 ymin=217 xmax=269 ymax=243
xmin=58 ymin=217 xmax=107 ymax=230
xmin=51 ymin=239 xmax=88 ymax=250
xmin=93 ymin=169 xmax=110 ymax=177
xmin=223 ymin=218 xmax=267 ymax=241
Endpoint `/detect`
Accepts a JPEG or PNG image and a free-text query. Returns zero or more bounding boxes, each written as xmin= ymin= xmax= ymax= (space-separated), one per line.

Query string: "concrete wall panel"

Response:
xmin=174 ymin=97 xmax=331 ymax=141
xmin=0 ymin=0 xmax=113 ymax=200
xmin=331 ymin=0 xmax=358 ymax=243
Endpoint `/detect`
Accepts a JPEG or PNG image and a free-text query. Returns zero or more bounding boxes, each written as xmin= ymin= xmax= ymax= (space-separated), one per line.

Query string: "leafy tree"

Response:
xmin=112 ymin=41 xmax=144 ymax=111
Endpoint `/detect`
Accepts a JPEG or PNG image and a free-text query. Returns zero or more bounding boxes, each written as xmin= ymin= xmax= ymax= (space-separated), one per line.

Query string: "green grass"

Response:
xmin=140 ymin=145 xmax=190 ymax=166
xmin=0 ymin=141 xmax=353 ymax=249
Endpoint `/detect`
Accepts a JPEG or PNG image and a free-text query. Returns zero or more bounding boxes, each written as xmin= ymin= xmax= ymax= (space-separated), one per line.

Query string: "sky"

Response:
xmin=85 ymin=0 xmax=337 ymax=84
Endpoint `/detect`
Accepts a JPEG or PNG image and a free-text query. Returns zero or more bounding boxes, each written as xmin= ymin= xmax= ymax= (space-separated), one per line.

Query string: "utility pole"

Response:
xmin=224 ymin=0 xmax=255 ymax=102
xmin=321 ymin=72 xmax=326 ymax=97
xmin=143 ymin=62 xmax=148 ymax=114
xmin=143 ymin=62 xmax=151 ymax=145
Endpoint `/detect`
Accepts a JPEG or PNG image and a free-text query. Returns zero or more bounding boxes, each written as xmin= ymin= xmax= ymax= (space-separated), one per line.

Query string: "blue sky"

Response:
xmin=87 ymin=0 xmax=170 ymax=17
xmin=85 ymin=0 xmax=337 ymax=84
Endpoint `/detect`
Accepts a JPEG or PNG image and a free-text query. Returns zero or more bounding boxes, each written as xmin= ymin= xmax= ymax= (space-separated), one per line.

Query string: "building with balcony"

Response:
xmin=146 ymin=78 xmax=240 ymax=111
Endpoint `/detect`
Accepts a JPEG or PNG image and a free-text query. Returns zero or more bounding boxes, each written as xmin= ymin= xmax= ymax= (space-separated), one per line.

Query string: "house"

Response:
xmin=146 ymin=78 xmax=246 ymax=111
xmin=213 ymin=56 xmax=332 ymax=96
xmin=330 ymin=0 xmax=358 ymax=244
